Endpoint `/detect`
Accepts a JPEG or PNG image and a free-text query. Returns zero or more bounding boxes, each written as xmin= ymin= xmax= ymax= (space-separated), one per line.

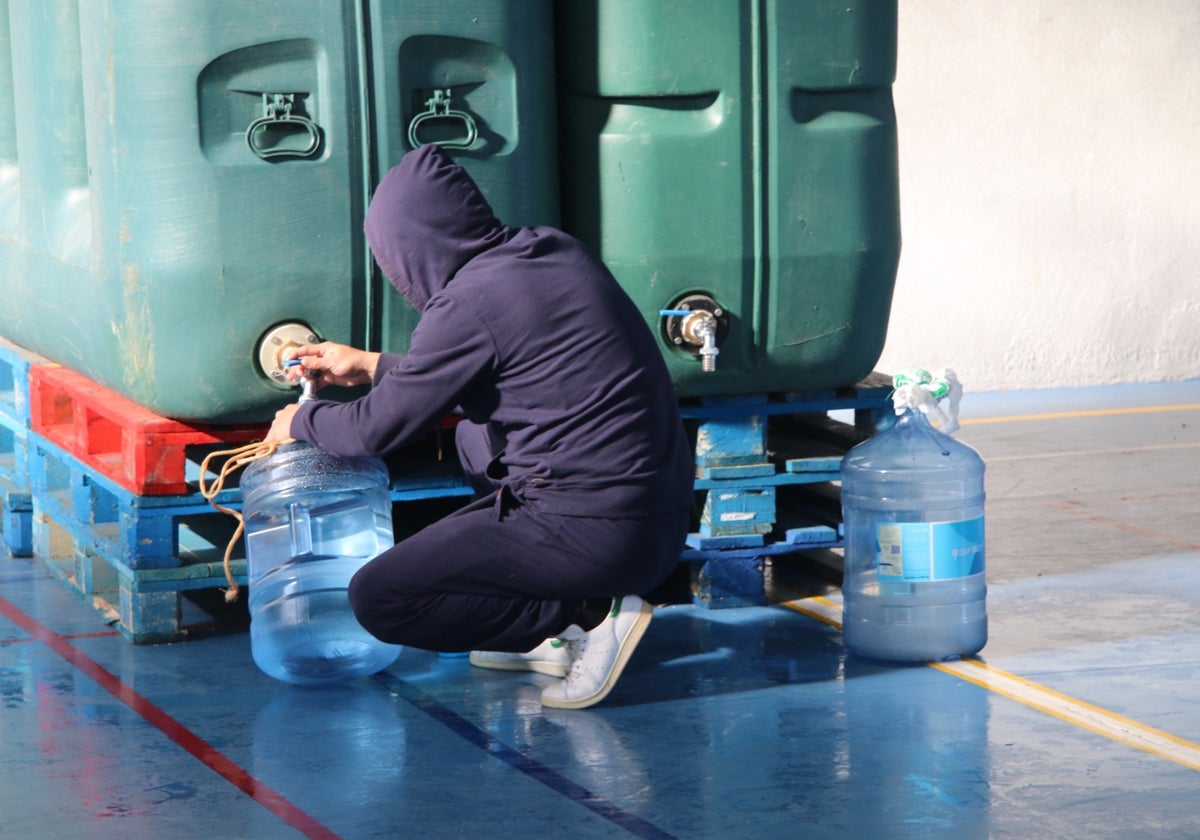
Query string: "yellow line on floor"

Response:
xmin=777 ymin=591 xmax=1200 ymax=773
xmin=781 ymin=592 xmax=843 ymax=629
xmin=986 ymin=441 xmax=1200 ymax=463
xmin=961 ymin=403 xmax=1200 ymax=425
xmin=932 ymin=659 xmax=1200 ymax=773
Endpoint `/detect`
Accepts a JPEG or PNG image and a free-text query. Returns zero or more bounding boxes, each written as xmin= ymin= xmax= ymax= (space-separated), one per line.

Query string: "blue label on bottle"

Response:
xmin=875 ymin=517 xmax=985 ymax=581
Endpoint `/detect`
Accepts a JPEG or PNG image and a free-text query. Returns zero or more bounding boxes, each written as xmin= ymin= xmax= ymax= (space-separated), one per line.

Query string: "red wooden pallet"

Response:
xmin=29 ymin=364 xmax=266 ymax=495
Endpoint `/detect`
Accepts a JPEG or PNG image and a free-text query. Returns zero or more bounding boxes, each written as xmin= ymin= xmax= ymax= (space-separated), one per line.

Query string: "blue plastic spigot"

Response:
xmin=283 ymin=358 xmax=317 ymax=402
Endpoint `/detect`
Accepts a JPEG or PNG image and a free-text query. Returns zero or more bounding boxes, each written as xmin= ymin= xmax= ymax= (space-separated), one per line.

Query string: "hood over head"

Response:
xmin=363 ymin=143 xmax=508 ymax=311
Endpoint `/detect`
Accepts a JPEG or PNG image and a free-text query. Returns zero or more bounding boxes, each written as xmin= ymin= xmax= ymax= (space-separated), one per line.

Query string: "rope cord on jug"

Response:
xmin=199 ymin=438 xmax=294 ymax=603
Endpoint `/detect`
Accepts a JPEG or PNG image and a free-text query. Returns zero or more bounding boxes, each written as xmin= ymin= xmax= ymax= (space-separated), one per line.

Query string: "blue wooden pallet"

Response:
xmin=26 ymin=427 xmax=475 ymax=643
xmin=1 ymin=411 xmax=36 ymax=556
xmin=0 ymin=337 xmax=43 ymax=556
xmin=681 ymin=374 xmax=893 ymax=608
xmin=0 ymin=335 xmax=40 ymax=433
xmin=28 ymin=430 xmax=252 ymax=641
xmin=1 ymin=476 xmax=32 ymax=558
xmin=27 ymin=431 xmax=245 ymax=572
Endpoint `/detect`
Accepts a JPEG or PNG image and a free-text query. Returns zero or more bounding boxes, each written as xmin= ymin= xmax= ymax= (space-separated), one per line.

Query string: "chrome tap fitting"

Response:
xmin=660 ymin=294 xmax=730 ymax=373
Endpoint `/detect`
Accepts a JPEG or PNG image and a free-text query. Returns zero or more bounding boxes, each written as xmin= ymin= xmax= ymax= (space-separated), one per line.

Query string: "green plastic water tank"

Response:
xmin=557 ymin=0 xmax=901 ymax=397
xmin=0 ymin=0 xmax=557 ymax=422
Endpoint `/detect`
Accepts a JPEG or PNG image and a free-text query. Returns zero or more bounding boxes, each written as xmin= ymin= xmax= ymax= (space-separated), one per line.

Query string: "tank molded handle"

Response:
xmin=407 ymin=88 xmax=478 ymax=151
xmin=246 ymin=93 xmax=322 ymax=161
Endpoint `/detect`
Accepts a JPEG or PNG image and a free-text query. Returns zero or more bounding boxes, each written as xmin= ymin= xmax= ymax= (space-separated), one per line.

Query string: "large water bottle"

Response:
xmin=240 ymin=442 xmax=401 ymax=684
xmin=840 ymin=372 xmax=986 ymax=662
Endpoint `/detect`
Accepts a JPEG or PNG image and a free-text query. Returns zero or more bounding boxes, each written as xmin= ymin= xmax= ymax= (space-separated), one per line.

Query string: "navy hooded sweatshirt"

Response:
xmin=291 ymin=144 xmax=694 ymax=518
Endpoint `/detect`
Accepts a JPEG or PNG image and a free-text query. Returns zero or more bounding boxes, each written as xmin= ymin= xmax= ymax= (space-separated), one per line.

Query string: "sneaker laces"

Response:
xmin=559 ymin=637 xmax=589 ymax=681
xmin=556 ymin=598 xmax=619 ymax=683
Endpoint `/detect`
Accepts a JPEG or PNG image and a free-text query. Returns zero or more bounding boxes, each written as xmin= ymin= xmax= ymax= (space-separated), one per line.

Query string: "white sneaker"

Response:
xmin=469 ymin=638 xmax=573 ymax=678
xmin=540 ymin=595 xmax=653 ymax=710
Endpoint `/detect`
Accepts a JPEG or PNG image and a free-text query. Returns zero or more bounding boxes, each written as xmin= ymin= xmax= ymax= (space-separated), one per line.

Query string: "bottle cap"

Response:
xmin=891 ymin=368 xmax=963 ymax=434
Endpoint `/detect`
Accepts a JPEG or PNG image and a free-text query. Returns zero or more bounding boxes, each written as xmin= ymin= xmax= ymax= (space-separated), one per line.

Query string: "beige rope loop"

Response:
xmin=198 ymin=438 xmax=294 ymax=603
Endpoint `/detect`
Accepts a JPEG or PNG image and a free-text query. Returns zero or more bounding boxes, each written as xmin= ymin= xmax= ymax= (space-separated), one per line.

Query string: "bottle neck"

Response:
xmin=896 ymin=407 xmax=932 ymax=428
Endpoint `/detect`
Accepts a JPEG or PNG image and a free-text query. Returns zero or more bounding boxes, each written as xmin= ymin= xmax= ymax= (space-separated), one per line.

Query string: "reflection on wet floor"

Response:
xmin=3 ymin=381 xmax=1200 ymax=839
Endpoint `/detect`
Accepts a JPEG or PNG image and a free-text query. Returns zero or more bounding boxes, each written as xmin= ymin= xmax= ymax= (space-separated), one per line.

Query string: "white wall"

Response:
xmin=876 ymin=1 xmax=1200 ymax=391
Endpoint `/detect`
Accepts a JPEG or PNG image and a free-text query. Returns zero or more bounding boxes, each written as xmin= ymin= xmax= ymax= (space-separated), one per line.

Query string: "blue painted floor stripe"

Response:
xmin=371 ymin=671 xmax=677 ymax=840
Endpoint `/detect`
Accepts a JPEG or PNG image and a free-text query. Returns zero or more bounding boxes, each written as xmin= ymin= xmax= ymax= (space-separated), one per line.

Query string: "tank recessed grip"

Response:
xmin=407 ymin=88 xmax=478 ymax=151
xmin=246 ymin=93 xmax=322 ymax=161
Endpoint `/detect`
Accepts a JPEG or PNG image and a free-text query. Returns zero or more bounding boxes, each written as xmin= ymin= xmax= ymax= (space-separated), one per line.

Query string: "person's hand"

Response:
xmin=284 ymin=342 xmax=380 ymax=389
xmin=266 ymin=403 xmax=300 ymax=443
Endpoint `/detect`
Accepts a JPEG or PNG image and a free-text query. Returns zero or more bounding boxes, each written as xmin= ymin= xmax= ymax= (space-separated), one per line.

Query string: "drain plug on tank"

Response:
xmin=257 ymin=322 xmax=321 ymax=388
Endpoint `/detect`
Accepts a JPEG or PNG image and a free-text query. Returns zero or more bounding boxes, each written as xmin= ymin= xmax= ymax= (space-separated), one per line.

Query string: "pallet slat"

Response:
xmin=0 ymin=336 xmax=44 ymax=430
xmin=0 ymin=338 xmax=45 ymax=555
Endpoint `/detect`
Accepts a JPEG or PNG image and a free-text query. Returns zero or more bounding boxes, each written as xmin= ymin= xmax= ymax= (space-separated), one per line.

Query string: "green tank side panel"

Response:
xmin=761 ymin=1 xmax=901 ymax=389
xmin=557 ymin=0 xmax=900 ymax=396
xmin=370 ymin=0 xmax=560 ymax=359
xmin=558 ymin=0 xmax=757 ymax=396
xmin=0 ymin=0 xmax=366 ymax=422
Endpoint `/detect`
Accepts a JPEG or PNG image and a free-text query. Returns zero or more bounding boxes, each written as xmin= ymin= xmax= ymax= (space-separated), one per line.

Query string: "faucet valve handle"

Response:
xmin=660 ymin=294 xmax=729 ymax=373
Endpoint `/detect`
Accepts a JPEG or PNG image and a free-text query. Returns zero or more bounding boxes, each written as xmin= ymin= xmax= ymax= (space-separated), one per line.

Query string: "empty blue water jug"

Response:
xmin=240 ymin=442 xmax=400 ymax=684
xmin=840 ymin=408 xmax=987 ymax=662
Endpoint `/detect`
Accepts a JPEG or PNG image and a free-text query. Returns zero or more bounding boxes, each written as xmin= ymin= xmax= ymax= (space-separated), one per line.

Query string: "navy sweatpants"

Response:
xmin=347 ymin=421 xmax=691 ymax=653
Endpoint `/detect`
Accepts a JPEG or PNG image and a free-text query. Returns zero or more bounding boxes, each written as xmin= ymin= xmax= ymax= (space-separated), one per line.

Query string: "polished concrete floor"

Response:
xmin=2 ymin=380 xmax=1199 ymax=839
